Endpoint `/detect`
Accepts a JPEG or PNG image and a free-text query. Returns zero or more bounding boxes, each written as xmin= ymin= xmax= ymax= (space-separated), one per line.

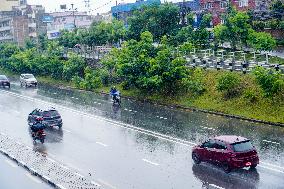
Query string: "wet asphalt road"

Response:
xmin=0 ymin=153 xmax=52 ymax=189
xmin=0 ymin=81 xmax=284 ymax=189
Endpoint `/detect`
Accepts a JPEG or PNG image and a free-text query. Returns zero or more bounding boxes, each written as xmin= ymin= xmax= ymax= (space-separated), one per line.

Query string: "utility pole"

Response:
xmin=70 ymin=3 xmax=77 ymax=28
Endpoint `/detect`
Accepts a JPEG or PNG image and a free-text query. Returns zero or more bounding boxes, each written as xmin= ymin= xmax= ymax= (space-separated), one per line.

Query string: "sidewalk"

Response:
xmin=0 ymin=154 xmax=52 ymax=189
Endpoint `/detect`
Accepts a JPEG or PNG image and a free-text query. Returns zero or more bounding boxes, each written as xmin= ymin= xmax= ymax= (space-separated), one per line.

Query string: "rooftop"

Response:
xmin=214 ymin=135 xmax=249 ymax=144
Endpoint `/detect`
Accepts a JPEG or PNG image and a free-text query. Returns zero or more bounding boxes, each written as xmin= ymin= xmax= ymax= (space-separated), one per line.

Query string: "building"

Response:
xmin=0 ymin=0 xmax=26 ymax=11
xmin=46 ymin=11 xmax=93 ymax=39
xmin=93 ymin=11 xmax=112 ymax=23
xmin=200 ymin=0 xmax=256 ymax=26
xmin=174 ymin=0 xmax=202 ymax=28
xmin=111 ymin=0 xmax=161 ymax=26
xmin=254 ymin=0 xmax=273 ymax=12
xmin=0 ymin=4 xmax=46 ymax=45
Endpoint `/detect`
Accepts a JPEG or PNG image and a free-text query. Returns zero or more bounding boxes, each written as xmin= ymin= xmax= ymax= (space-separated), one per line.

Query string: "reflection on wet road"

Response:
xmin=0 ymin=81 xmax=283 ymax=189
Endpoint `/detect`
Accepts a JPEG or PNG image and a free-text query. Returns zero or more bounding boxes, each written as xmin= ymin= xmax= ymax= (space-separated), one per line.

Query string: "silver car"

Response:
xmin=20 ymin=74 xmax=38 ymax=87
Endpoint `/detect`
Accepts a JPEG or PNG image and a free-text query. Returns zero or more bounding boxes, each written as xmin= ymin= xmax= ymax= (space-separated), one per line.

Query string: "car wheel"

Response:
xmin=25 ymin=83 xmax=28 ymax=88
xmin=222 ymin=163 xmax=231 ymax=173
xmin=40 ymin=139 xmax=44 ymax=144
xmin=192 ymin=152 xmax=201 ymax=164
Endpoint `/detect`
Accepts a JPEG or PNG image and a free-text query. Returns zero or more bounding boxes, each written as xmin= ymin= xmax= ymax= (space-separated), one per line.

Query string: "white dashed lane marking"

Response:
xmin=208 ymin=183 xmax=225 ymax=189
xmin=96 ymin=142 xmax=108 ymax=147
xmin=262 ymin=140 xmax=280 ymax=145
xmin=62 ymin=129 xmax=71 ymax=133
xmin=142 ymin=159 xmax=159 ymax=166
xmin=97 ymin=179 xmax=117 ymax=189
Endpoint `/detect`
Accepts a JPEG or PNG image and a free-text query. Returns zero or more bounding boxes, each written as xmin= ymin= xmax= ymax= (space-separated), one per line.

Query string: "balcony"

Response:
xmin=0 ymin=26 xmax=11 ymax=32
xmin=0 ymin=35 xmax=13 ymax=41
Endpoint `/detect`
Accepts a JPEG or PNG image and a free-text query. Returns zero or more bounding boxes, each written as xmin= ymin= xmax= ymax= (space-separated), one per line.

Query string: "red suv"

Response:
xmin=192 ymin=135 xmax=259 ymax=173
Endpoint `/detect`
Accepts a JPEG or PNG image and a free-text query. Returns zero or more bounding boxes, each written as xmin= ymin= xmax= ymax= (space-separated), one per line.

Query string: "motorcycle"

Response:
xmin=111 ymin=91 xmax=121 ymax=105
xmin=31 ymin=129 xmax=46 ymax=143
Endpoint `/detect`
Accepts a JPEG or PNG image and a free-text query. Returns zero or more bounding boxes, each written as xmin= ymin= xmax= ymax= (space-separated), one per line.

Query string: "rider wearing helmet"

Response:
xmin=31 ymin=117 xmax=44 ymax=134
xmin=110 ymin=86 xmax=120 ymax=102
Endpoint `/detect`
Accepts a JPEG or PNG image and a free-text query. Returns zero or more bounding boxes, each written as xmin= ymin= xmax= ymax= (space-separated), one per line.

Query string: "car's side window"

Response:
xmin=215 ymin=141 xmax=227 ymax=150
xmin=202 ymin=140 xmax=214 ymax=148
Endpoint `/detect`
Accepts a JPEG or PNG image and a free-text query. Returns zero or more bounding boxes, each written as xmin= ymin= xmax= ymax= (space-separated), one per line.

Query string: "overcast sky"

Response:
xmin=27 ymin=0 xmax=180 ymax=14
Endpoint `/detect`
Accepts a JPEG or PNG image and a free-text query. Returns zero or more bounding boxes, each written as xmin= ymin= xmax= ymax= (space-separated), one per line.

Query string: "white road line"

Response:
xmin=97 ymin=179 xmax=117 ymax=189
xmin=1 ymin=90 xmax=284 ymax=173
xmin=5 ymin=159 xmax=17 ymax=168
xmin=25 ymin=173 xmax=41 ymax=184
xmin=142 ymin=159 xmax=159 ymax=166
xmin=258 ymin=165 xmax=284 ymax=173
xmin=208 ymin=183 xmax=225 ymax=189
xmin=260 ymin=162 xmax=284 ymax=170
xmin=96 ymin=142 xmax=108 ymax=147
xmin=63 ymin=129 xmax=71 ymax=133
xmin=12 ymin=110 xmax=20 ymax=114
xmin=262 ymin=140 xmax=280 ymax=145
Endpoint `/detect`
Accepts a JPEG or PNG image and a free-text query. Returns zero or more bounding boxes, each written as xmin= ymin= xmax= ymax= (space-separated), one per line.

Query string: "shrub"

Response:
xmin=216 ymin=72 xmax=241 ymax=98
xmin=253 ymin=66 xmax=284 ymax=97
xmin=243 ymin=88 xmax=259 ymax=103
xmin=183 ymin=68 xmax=206 ymax=95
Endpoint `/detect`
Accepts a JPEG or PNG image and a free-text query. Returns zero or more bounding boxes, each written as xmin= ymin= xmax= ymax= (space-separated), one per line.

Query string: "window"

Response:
xmin=239 ymin=0 xmax=248 ymax=7
xmin=232 ymin=141 xmax=253 ymax=152
xmin=220 ymin=2 xmax=227 ymax=9
xmin=202 ymin=140 xmax=215 ymax=148
xmin=204 ymin=3 xmax=213 ymax=9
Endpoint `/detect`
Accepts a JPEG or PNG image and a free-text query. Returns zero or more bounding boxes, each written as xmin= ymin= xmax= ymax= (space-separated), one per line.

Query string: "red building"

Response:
xmin=200 ymin=0 xmax=256 ymax=26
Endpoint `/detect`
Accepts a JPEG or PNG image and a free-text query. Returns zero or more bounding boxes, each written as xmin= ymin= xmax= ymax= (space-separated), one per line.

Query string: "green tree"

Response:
xmin=127 ymin=3 xmax=180 ymax=41
xmin=58 ymin=29 xmax=81 ymax=48
xmin=84 ymin=19 xmax=126 ymax=46
xmin=24 ymin=38 xmax=37 ymax=49
xmin=193 ymin=13 xmax=212 ymax=47
xmin=271 ymin=0 xmax=284 ymax=21
xmin=63 ymin=53 xmax=86 ymax=81
xmin=214 ymin=8 xmax=252 ymax=49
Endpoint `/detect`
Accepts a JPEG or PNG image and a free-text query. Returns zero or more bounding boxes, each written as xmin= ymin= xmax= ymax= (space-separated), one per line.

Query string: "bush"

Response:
xmin=243 ymin=88 xmax=259 ymax=103
xmin=183 ymin=68 xmax=206 ymax=95
xmin=216 ymin=72 xmax=241 ymax=98
xmin=253 ymin=66 xmax=284 ymax=97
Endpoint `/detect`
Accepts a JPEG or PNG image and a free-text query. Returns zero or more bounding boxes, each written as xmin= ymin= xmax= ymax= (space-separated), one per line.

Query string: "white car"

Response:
xmin=20 ymin=74 xmax=38 ymax=87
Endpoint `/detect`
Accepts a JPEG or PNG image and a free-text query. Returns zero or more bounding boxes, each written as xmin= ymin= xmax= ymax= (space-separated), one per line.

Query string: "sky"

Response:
xmin=27 ymin=0 xmax=180 ymax=14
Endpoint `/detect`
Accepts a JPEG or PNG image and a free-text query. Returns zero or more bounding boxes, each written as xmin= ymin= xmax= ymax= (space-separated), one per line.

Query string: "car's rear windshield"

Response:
xmin=232 ymin=141 xmax=253 ymax=152
xmin=0 ymin=75 xmax=7 ymax=80
xmin=23 ymin=74 xmax=34 ymax=79
xmin=42 ymin=110 xmax=60 ymax=117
